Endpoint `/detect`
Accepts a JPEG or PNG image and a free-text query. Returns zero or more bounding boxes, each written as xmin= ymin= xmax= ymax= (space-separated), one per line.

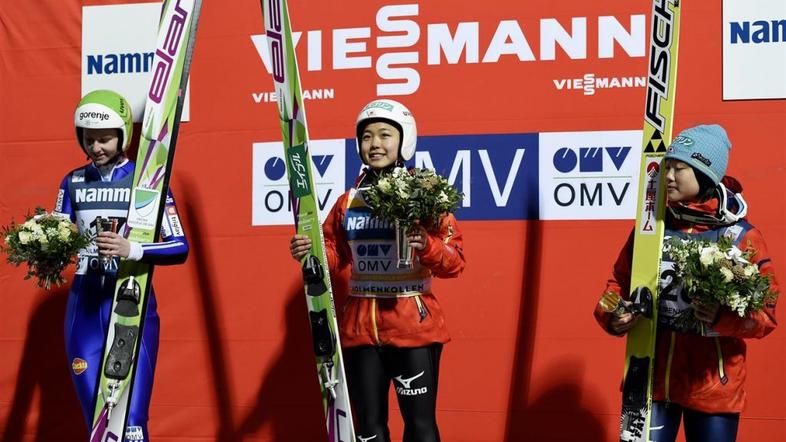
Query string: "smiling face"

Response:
xmin=359 ymin=121 xmax=401 ymax=169
xmin=664 ymin=158 xmax=701 ymax=203
xmin=82 ymin=128 xmax=121 ymax=167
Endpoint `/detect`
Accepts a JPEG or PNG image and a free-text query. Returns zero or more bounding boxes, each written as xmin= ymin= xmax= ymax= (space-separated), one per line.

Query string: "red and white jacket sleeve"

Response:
xmin=593 ymin=231 xmax=634 ymax=336
xmin=416 ymin=213 xmax=466 ymax=278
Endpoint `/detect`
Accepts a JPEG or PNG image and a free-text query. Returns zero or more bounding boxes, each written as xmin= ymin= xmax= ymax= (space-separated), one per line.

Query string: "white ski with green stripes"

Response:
xmin=260 ymin=0 xmax=356 ymax=440
xmin=90 ymin=1 xmax=202 ymax=440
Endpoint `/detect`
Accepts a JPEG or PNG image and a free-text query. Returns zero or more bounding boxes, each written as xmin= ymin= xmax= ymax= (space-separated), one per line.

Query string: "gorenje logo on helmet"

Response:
xmin=80 ymin=111 xmax=111 ymax=122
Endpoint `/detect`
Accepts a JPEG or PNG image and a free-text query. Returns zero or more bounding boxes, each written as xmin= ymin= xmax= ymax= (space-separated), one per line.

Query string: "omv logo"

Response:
xmin=263 ymin=155 xmax=334 ymax=180
xmin=356 ymin=244 xmax=393 ymax=257
xmin=344 ymin=133 xmax=540 ymax=220
xmin=263 ymin=157 xmax=287 ymax=180
xmin=539 ymin=130 xmax=642 ymax=220
xmin=253 ymin=141 xmax=346 ymax=226
xmin=312 ymin=155 xmax=334 ymax=177
xmin=553 ymin=146 xmax=631 ymax=173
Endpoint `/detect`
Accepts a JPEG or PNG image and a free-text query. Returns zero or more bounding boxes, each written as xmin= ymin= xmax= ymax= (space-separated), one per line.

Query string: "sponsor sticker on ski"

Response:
xmin=638 ymin=157 xmax=662 ymax=235
xmin=286 ymin=144 xmax=313 ymax=197
xmin=127 ymin=187 xmax=161 ymax=229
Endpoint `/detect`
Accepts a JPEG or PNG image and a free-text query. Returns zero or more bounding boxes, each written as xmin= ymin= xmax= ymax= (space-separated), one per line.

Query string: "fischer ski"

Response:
xmin=89 ymin=1 xmax=202 ymax=440
xmin=618 ymin=1 xmax=682 ymax=441
xmin=259 ymin=0 xmax=356 ymax=440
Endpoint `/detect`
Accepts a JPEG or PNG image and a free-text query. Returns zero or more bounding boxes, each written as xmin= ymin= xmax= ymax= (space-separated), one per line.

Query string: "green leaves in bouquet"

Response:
xmin=365 ymin=168 xmax=463 ymax=228
xmin=664 ymin=235 xmax=777 ymax=332
xmin=2 ymin=207 xmax=90 ymax=290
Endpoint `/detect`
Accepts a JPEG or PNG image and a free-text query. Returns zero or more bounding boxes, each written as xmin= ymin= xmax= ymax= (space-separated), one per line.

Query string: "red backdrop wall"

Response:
xmin=1 ymin=1 xmax=784 ymax=441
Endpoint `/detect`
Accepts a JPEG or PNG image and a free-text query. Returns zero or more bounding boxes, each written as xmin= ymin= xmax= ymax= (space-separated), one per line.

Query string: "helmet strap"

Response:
xmin=668 ymin=183 xmax=747 ymax=226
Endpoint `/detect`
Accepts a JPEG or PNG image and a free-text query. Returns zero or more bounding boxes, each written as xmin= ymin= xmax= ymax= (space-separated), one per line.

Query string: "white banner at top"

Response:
xmin=82 ymin=3 xmax=191 ymax=122
xmin=723 ymin=0 xmax=786 ymax=100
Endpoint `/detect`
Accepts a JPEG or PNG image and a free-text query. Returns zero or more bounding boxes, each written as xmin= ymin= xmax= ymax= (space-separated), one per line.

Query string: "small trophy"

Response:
xmin=95 ymin=216 xmax=118 ymax=267
xmin=394 ymin=220 xmax=414 ymax=269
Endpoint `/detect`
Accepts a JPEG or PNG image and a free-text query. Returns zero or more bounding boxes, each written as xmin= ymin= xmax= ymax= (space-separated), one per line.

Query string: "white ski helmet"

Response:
xmin=355 ymin=99 xmax=417 ymax=163
xmin=74 ymin=89 xmax=133 ymax=153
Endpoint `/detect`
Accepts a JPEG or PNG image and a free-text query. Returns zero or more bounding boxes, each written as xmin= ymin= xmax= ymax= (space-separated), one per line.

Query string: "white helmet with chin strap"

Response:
xmin=355 ymin=99 xmax=416 ymax=164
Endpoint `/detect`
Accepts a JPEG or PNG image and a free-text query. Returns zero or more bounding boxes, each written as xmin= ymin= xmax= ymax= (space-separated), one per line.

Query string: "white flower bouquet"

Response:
xmin=664 ymin=235 xmax=776 ymax=332
xmin=2 ymin=208 xmax=89 ymax=290
xmin=364 ymin=167 xmax=463 ymax=228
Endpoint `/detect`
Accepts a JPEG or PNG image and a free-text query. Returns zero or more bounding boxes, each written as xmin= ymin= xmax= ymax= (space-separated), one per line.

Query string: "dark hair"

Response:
xmin=357 ymin=117 xmax=403 ymax=142
xmin=693 ymin=168 xmax=718 ymax=202
xmin=356 ymin=117 xmax=405 ymax=165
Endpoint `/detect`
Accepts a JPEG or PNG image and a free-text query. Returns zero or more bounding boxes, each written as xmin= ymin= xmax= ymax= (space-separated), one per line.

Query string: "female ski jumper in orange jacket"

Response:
xmin=323 ymin=174 xmax=465 ymax=348
xmin=594 ymin=177 xmax=778 ymax=414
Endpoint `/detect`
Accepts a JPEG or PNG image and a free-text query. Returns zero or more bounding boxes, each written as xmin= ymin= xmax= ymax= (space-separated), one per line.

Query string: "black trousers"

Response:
xmin=344 ymin=344 xmax=443 ymax=442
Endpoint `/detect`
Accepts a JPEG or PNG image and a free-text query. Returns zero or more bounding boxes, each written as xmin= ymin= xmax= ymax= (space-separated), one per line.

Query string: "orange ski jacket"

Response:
xmin=594 ymin=179 xmax=778 ymax=413
xmin=323 ymin=184 xmax=465 ymax=348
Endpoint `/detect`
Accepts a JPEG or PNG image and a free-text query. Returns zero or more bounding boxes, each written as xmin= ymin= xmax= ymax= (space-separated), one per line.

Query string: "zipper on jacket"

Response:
xmin=371 ymin=298 xmax=380 ymax=345
xmin=414 ymin=295 xmax=428 ymax=322
xmin=664 ymin=331 xmax=676 ymax=402
xmin=714 ymin=337 xmax=729 ymax=385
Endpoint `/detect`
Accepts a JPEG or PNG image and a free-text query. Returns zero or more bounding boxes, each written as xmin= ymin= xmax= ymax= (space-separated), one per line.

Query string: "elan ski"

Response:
xmin=618 ymin=1 xmax=682 ymax=441
xmin=89 ymin=1 xmax=202 ymax=440
xmin=259 ymin=0 xmax=356 ymax=440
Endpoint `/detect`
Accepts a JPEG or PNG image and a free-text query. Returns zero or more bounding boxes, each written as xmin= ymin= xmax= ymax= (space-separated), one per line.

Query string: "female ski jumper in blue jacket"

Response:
xmin=54 ymin=158 xmax=188 ymax=441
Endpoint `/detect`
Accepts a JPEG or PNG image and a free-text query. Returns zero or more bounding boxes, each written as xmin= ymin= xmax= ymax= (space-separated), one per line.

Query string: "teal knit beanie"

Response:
xmin=665 ymin=124 xmax=731 ymax=185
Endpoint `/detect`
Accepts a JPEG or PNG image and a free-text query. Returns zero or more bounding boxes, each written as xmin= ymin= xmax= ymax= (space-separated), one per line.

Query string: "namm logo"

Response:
xmin=86 ymin=52 xmax=155 ymax=74
xmin=346 ymin=215 xmax=392 ymax=231
xmin=75 ymin=188 xmax=131 ymax=204
xmin=729 ymin=19 xmax=786 ymax=44
xmin=722 ymin=0 xmax=786 ymax=100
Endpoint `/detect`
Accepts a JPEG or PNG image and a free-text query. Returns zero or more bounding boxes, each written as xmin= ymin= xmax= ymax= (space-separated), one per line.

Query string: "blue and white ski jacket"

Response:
xmin=55 ymin=158 xmax=189 ymax=271
xmin=53 ymin=158 xmax=188 ymax=437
